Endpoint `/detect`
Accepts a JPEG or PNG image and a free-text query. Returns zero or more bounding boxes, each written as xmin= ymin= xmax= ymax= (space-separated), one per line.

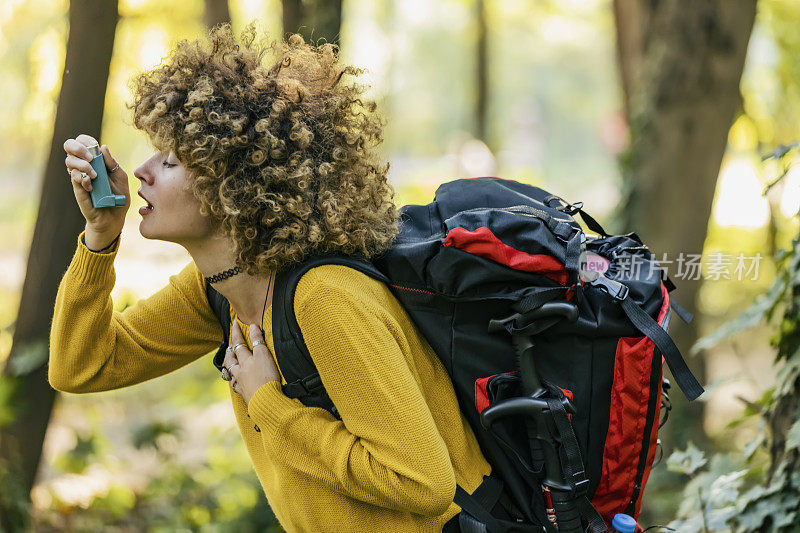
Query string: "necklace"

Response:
xmin=209 ymin=266 xmax=274 ymax=327
xmin=205 ymin=265 xmax=242 ymax=285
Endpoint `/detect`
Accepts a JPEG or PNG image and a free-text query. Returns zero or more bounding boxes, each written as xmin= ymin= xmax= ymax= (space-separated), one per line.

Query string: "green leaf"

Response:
xmin=743 ymin=434 xmax=764 ymax=461
xmin=53 ymin=432 xmax=98 ymax=474
xmin=667 ymin=441 xmax=708 ymax=476
xmin=130 ymin=419 xmax=182 ymax=450
xmin=0 ymin=377 xmax=18 ymax=427
xmin=5 ymin=339 xmax=48 ymax=376
xmin=695 ymin=375 xmax=739 ymax=403
xmin=708 ymin=470 xmax=746 ymax=507
xmin=785 ymin=419 xmax=800 ymax=451
xmin=690 ymin=279 xmax=785 ymax=355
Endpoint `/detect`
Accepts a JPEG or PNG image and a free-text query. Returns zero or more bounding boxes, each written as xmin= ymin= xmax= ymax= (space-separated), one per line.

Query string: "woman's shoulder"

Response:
xmin=167 ymin=261 xmax=209 ymax=305
xmin=294 ymin=263 xmax=390 ymax=310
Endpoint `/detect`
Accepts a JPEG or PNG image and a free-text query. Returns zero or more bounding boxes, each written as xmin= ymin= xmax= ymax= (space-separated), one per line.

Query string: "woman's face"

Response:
xmin=133 ymin=150 xmax=215 ymax=245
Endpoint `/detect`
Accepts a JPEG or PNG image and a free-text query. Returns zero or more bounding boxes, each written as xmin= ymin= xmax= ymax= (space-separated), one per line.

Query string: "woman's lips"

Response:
xmin=139 ymin=205 xmax=154 ymax=215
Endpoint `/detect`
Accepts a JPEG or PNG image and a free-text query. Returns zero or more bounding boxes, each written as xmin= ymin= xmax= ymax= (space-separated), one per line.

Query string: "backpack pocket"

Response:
xmin=591 ymin=282 xmax=670 ymax=523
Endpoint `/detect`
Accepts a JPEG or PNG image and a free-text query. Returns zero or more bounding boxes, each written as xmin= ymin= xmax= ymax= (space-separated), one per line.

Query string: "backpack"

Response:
xmin=206 ymin=177 xmax=703 ymax=532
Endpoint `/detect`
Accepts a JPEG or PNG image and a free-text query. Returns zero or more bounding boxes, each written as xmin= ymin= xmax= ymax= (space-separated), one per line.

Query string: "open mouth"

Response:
xmin=139 ymin=203 xmax=154 ymax=215
xmin=138 ymin=191 xmax=155 ymax=215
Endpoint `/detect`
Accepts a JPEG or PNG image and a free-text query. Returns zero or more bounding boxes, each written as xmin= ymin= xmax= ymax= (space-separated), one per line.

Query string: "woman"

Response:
xmin=51 ymin=22 xmax=490 ymax=532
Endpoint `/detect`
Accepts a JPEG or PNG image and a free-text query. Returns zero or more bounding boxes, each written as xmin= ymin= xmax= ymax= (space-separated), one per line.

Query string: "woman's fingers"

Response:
xmin=231 ymin=321 xmax=252 ymax=361
xmin=63 ymin=138 xmax=93 ymax=161
xmin=249 ymin=324 xmax=271 ymax=359
xmin=65 ymin=154 xmax=96 ymax=177
xmin=69 ymin=168 xmax=91 ymax=193
xmin=63 ymin=139 xmax=104 ymax=195
xmin=100 ymin=144 xmax=116 ymax=170
xmin=66 ymin=155 xmax=97 ymax=191
xmin=75 ymin=133 xmax=99 ymax=148
xmin=222 ymin=346 xmax=237 ymax=371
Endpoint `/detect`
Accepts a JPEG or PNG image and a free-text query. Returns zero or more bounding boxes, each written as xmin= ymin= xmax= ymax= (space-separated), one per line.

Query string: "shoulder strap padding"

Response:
xmin=272 ymin=253 xmax=389 ymax=416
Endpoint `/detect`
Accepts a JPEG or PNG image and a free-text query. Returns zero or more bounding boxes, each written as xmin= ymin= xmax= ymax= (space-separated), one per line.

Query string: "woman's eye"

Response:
xmin=162 ymin=160 xmax=176 ymax=168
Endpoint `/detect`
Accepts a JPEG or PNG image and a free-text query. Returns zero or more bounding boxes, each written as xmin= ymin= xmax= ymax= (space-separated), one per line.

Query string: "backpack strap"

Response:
xmin=271 ymin=253 xmax=390 ymax=418
xmin=542 ymin=194 xmax=610 ymax=238
xmin=455 ymin=484 xmax=503 ymax=532
xmin=591 ymin=276 xmax=704 ymax=401
xmin=206 ymin=281 xmax=232 ymax=373
xmin=545 ymin=397 xmax=608 ymax=533
xmin=669 ymin=297 xmax=693 ymax=324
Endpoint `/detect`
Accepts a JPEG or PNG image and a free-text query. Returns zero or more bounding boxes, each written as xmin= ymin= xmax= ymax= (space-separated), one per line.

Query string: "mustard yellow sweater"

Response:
xmin=48 ymin=230 xmax=491 ymax=532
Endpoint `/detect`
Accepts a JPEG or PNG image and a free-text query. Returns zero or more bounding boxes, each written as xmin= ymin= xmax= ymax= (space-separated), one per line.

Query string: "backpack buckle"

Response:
xmin=559 ymin=201 xmax=584 ymax=216
xmin=590 ymin=275 xmax=629 ymax=301
xmin=571 ymin=474 xmax=589 ymax=498
xmin=301 ymin=374 xmax=324 ymax=393
xmin=284 ymin=373 xmax=325 ymax=399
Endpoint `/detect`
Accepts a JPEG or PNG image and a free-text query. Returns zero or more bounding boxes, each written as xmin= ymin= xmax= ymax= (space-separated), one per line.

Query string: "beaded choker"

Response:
xmin=205 ymin=266 xmax=242 ymax=284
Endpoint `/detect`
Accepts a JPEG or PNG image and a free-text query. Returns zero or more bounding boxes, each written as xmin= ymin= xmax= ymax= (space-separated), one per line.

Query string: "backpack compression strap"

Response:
xmin=591 ymin=276 xmax=705 ymax=401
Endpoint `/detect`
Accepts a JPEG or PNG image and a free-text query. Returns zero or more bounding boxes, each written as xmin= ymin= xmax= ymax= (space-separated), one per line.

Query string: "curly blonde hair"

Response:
xmin=127 ymin=22 xmax=399 ymax=275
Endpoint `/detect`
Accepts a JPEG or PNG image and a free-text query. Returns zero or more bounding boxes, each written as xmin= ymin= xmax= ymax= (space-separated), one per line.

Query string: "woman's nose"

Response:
xmin=134 ymin=164 xmax=154 ymax=185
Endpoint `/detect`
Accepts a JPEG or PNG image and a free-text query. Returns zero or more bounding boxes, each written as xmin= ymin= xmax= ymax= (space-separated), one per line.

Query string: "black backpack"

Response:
xmin=206 ymin=177 xmax=703 ymax=532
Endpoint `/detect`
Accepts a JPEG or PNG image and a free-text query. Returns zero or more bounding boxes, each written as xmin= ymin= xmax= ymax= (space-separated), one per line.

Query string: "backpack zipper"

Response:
xmin=502 ymin=204 xmax=576 ymax=225
xmin=389 ymin=284 xmax=437 ymax=296
xmin=452 ymin=203 xmax=572 ymax=224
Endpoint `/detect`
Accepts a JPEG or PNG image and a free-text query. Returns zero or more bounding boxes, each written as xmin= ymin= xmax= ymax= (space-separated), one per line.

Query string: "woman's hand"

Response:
xmin=224 ymin=321 xmax=281 ymax=406
xmin=64 ymin=134 xmax=130 ymax=241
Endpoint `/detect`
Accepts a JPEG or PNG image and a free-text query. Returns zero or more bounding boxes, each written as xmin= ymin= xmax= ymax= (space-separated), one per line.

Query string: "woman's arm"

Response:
xmin=48 ymin=230 xmax=223 ymax=393
xmin=246 ymin=269 xmax=456 ymax=517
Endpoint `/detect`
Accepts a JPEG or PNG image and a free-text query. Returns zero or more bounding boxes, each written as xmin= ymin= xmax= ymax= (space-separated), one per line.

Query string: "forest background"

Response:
xmin=0 ymin=0 xmax=798 ymax=530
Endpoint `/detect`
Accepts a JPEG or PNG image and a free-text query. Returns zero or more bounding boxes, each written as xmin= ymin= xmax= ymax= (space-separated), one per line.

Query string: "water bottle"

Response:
xmin=611 ymin=513 xmax=638 ymax=533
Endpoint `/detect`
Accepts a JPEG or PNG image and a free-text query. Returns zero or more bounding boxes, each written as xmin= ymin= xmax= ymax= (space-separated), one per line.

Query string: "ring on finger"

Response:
xmin=80 ymin=171 xmax=88 ymax=180
xmin=109 ymin=163 xmax=120 ymax=173
xmin=231 ymin=342 xmax=247 ymax=355
xmin=252 ymin=340 xmax=265 ymax=348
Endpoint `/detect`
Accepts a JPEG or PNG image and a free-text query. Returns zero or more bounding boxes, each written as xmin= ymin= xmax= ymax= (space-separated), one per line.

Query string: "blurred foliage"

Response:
xmin=639 ymin=0 xmax=800 ymax=525
xmin=664 ymin=146 xmax=800 ymax=532
xmin=0 ymin=0 xmax=797 ymax=529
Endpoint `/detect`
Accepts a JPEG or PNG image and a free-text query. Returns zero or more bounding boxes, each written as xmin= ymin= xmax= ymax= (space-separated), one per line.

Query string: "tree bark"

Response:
xmin=475 ymin=0 xmax=489 ymax=144
xmin=0 ymin=1 xmax=118 ymax=529
xmin=612 ymin=0 xmax=757 ymax=448
xmin=204 ymin=0 xmax=231 ymax=31
xmin=612 ymin=0 xmax=651 ymax=120
xmin=282 ymin=0 xmax=343 ymax=47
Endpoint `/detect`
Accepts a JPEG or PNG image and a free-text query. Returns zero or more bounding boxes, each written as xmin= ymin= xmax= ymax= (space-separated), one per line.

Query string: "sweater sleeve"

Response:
xmin=48 ymin=230 xmax=224 ymax=393
xmin=246 ymin=272 xmax=456 ymax=517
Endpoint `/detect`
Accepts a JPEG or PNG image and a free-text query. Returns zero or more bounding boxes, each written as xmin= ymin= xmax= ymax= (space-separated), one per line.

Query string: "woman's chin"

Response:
xmin=138 ymin=220 xmax=155 ymax=240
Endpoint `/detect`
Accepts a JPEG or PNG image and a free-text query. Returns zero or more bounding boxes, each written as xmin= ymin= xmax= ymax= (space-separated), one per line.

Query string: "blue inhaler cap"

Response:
xmin=611 ymin=513 xmax=638 ymax=533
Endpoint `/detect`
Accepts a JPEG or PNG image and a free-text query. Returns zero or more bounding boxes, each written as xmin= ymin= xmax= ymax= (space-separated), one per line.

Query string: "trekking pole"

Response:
xmin=484 ymin=301 xmax=585 ymax=533
xmin=517 ymin=305 xmax=584 ymax=533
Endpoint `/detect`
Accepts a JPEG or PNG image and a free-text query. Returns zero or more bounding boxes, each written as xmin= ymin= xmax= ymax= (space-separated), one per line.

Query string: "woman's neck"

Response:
xmin=184 ymin=232 xmax=275 ymax=326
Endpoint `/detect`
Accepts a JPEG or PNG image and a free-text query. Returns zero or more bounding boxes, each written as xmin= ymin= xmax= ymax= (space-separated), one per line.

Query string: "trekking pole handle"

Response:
xmin=479 ymin=396 xmax=575 ymax=430
xmin=548 ymin=487 xmax=583 ymax=533
xmin=517 ymin=301 xmax=578 ymax=326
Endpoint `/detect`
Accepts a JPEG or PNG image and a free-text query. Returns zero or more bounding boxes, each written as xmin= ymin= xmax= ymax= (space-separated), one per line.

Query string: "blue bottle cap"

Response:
xmin=612 ymin=513 xmax=637 ymax=533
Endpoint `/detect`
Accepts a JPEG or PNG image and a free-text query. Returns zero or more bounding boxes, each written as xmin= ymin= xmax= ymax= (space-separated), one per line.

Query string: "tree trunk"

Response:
xmin=282 ymin=0 xmax=343 ymax=47
xmin=612 ymin=0 xmax=757 ymax=449
xmin=475 ymin=0 xmax=488 ymax=144
xmin=0 ymin=1 xmax=118 ymax=530
xmin=204 ymin=0 xmax=231 ymax=31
